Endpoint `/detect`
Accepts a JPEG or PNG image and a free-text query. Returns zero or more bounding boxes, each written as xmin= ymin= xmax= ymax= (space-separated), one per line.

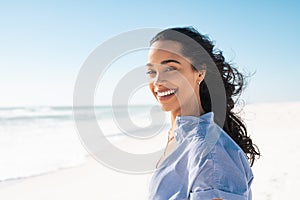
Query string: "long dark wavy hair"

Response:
xmin=150 ymin=27 xmax=260 ymax=166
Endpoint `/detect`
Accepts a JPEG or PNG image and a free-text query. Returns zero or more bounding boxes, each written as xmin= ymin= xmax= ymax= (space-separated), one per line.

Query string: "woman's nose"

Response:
xmin=152 ymin=72 xmax=166 ymax=86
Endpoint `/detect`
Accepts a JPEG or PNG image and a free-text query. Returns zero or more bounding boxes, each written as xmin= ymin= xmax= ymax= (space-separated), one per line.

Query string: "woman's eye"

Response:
xmin=146 ymin=70 xmax=156 ymax=75
xmin=165 ymin=66 xmax=176 ymax=72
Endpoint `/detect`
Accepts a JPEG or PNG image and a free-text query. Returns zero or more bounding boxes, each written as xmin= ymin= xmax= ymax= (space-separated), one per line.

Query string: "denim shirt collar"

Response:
xmin=174 ymin=112 xmax=214 ymax=144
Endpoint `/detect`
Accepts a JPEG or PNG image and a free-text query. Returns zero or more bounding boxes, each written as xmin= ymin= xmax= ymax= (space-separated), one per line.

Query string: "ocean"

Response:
xmin=0 ymin=105 xmax=168 ymax=182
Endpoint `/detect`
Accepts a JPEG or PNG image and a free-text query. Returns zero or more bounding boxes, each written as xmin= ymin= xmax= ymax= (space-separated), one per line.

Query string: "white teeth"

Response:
xmin=157 ymin=89 xmax=176 ymax=97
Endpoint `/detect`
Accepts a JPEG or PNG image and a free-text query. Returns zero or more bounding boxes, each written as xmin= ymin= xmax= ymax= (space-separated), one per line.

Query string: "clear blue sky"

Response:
xmin=0 ymin=0 xmax=299 ymax=106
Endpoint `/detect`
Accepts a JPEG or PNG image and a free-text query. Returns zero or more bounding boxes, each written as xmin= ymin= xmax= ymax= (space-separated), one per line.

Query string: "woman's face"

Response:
xmin=147 ymin=40 xmax=203 ymax=115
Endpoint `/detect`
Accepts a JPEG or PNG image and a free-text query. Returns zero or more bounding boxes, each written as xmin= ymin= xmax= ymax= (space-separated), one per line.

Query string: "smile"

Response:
xmin=156 ymin=89 xmax=177 ymax=97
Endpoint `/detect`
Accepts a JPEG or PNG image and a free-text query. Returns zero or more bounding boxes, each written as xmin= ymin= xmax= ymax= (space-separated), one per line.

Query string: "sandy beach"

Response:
xmin=0 ymin=156 xmax=153 ymax=200
xmin=0 ymin=101 xmax=299 ymax=199
xmin=245 ymin=102 xmax=300 ymax=199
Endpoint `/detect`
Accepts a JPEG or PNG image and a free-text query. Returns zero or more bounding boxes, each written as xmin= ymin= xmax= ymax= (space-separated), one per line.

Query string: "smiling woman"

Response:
xmin=146 ymin=27 xmax=260 ymax=200
xmin=147 ymin=45 xmax=204 ymax=116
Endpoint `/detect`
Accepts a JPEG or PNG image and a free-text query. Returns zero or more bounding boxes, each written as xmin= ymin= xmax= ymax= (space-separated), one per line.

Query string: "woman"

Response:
xmin=146 ymin=27 xmax=260 ymax=200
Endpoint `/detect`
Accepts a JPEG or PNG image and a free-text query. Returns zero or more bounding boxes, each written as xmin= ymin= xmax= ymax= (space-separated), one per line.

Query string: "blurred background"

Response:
xmin=0 ymin=0 xmax=299 ymax=106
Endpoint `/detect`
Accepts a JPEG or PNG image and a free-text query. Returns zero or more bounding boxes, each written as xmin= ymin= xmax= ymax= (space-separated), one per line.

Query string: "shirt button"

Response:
xmin=174 ymin=131 xmax=177 ymax=137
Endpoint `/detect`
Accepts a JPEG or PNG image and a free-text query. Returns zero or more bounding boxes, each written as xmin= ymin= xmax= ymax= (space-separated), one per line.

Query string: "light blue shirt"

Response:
xmin=149 ymin=112 xmax=253 ymax=200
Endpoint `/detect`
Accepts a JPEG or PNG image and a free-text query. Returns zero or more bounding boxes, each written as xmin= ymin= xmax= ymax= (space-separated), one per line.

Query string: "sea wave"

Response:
xmin=0 ymin=105 xmax=167 ymax=182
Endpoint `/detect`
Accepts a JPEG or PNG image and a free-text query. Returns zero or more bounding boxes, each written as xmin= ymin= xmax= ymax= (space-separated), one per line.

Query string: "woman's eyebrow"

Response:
xmin=146 ymin=59 xmax=181 ymax=67
xmin=146 ymin=63 xmax=154 ymax=67
xmin=160 ymin=59 xmax=181 ymax=65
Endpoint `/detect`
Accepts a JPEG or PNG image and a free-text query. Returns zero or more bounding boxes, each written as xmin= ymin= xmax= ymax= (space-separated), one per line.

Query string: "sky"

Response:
xmin=0 ymin=0 xmax=299 ymax=106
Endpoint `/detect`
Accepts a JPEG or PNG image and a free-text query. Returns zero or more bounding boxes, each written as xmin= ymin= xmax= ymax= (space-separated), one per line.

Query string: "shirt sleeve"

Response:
xmin=188 ymin=128 xmax=253 ymax=200
xmin=189 ymin=188 xmax=248 ymax=200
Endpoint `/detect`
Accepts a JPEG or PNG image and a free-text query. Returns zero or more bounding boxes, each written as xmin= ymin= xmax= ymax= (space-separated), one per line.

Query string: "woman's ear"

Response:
xmin=197 ymin=70 xmax=206 ymax=85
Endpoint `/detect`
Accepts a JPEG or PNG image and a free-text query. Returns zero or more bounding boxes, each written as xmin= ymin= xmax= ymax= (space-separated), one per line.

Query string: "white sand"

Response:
xmin=0 ymin=101 xmax=299 ymax=199
xmin=0 ymin=157 xmax=153 ymax=200
xmin=244 ymin=102 xmax=300 ymax=199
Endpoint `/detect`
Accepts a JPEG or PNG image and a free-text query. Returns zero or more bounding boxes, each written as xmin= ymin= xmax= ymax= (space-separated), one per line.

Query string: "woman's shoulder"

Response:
xmin=175 ymin=117 xmax=253 ymax=179
xmin=185 ymin=124 xmax=253 ymax=197
xmin=187 ymin=123 xmax=253 ymax=186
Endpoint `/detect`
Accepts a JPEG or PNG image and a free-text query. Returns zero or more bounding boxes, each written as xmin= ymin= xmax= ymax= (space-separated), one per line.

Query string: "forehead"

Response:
xmin=150 ymin=40 xmax=182 ymax=53
xmin=148 ymin=40 xmax=186 ymax=62
xmin=148 ymin=40 xmax=192 ymax=66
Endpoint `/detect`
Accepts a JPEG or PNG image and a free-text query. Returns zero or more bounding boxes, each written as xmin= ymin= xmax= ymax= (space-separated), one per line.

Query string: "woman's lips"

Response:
xmin=156 ymin=89 xmax=177 ymax=101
